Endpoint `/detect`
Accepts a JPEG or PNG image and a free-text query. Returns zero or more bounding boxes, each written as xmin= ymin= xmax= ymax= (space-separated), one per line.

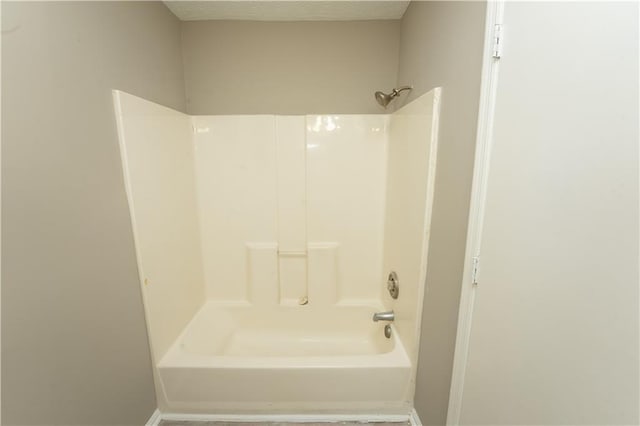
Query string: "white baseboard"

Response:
xmin=409 ymin=408 xmax=422 ymax=425
xmin=150 ymin=411 xmax=414 ymax=424
xmin=145 ymin=409 xmax=162 ymax=426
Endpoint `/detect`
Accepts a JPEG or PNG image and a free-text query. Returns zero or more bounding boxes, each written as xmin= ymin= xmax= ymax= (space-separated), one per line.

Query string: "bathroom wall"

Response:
xmin=114 ymin=91 xmax=205 ymax=361
xmin=192 ymin=115 xmax=388 ymax=305
xmin=306 ymin=115 xmax=388 ymax=303
xmin=193 ymin=116 xmax=279 ymax=303
xmin=395 ymin=1 xmax=487 ymax=424
xmin=2 ymin=2 xmax=186 ymax=425
xmin=383 ymin=89 xmax=441 ymax=399
xmin=457 ymin=2 xmax=638 ymax=424
xmin=181 ymin=20 xmax=401 ymax=114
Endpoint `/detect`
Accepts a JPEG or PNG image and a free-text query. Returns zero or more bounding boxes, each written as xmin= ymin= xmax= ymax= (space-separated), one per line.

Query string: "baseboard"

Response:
xmin=409 ymin=408 xmax=422 ymax=425
xmin=146 ymin=409 xmax=162 ymax=426
xmin=156 ymin=411 xmax=413 ymax=424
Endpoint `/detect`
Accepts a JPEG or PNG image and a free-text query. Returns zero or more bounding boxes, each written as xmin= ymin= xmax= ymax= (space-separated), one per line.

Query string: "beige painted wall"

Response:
xmin=459 ymin=2 xmax=638 ymax=424
xmin=181 ymin=20 xmax=400 ymax=114
xmin=2 ymin=2 xmax=186 ymax=425
xmin=396 ymin=2 xmax=487 ymax=424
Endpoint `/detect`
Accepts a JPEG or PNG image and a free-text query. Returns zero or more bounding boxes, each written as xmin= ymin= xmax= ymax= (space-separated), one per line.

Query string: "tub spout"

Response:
xmin=372 ymin=310 xmax=394 ymax=322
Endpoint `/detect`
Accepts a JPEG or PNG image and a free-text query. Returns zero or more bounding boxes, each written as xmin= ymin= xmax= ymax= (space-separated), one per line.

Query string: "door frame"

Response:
xmin=446 ymin=1 xmax=504 ymax=424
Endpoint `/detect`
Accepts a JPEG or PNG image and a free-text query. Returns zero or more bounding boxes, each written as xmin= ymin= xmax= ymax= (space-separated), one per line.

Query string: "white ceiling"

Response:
xmin=164 ymin=1 xmax=411 ymax=22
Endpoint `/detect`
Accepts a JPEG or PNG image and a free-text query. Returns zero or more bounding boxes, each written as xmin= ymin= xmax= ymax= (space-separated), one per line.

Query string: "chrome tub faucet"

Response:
xmin=372 ymin=310 xmax=394 ymax=322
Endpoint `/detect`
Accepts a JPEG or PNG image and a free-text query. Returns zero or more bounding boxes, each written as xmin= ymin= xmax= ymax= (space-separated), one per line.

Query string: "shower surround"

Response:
xmin=113 ymin=89 xmax=440 ymax=415
xmin=193 ymin=114 xmax=387 ymax=306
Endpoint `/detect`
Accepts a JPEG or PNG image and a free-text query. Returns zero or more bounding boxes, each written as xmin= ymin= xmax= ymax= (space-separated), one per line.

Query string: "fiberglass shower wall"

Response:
xmin=193 ymin=115 xmax=388 ymax=306
xmin=113 ymin=92 xmax=206 ymax=360
xmin=114 ymin=90 xmax=392 ymax=361
xmin=114 ymin=89 xmax=441 ymax=412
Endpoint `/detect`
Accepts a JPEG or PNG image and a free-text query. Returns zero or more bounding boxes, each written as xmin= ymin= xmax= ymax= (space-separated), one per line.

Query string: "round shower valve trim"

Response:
xmin=387 ymin=271 xmax=399 ymax=299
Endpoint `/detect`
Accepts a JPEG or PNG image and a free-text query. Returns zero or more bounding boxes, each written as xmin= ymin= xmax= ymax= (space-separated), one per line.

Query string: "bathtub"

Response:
xmin=157 ymin=301 xmax=412 ymax=413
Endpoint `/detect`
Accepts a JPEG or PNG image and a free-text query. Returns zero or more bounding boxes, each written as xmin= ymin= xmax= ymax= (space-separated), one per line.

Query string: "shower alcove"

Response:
xmin=113 ymin=88 xmax=440 ymax=415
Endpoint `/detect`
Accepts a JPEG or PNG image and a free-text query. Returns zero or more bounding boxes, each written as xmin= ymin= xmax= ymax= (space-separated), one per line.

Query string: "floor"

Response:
xmin=159 ymin=422 xmax=409 ymax=426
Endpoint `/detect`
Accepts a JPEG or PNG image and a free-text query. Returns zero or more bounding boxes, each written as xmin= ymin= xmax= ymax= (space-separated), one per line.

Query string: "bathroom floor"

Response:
xmin=158 ymin=422 xmax=409 ymax=426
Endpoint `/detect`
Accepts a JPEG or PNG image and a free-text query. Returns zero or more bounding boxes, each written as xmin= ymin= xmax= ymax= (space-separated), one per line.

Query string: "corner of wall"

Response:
xmin=395 ymin=1 xmax=488 ymax=424
xmin=177 ymin=16 xmax=190 ymax=115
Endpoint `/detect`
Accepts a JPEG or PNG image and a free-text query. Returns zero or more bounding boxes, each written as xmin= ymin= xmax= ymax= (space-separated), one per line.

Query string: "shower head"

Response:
xmin=374 ymin=86 xmax=412 ymax=108
xmin=375 ymin=91 xmax=393 ymax=108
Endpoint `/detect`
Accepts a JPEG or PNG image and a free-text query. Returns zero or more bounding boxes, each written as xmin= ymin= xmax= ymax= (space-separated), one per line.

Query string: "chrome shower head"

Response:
xmin=375 ymin=91 xmax=394 ymax=108
xmin=374 ymin=86 xmax=412 ymax=108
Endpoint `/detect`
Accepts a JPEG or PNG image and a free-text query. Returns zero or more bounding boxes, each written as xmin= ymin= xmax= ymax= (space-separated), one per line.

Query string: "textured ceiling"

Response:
xmin=164 ymin=1 xmax=411 ymax=21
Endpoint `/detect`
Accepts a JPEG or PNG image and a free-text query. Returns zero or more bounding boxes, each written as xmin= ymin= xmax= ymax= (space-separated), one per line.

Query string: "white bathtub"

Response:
xmin=157 ymin=302 xmax=412 ymax=413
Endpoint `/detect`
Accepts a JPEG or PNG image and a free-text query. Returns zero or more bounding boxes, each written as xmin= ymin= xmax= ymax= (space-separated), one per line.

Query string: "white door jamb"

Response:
xmin=445 ymin=1 xmax=505 ymax=424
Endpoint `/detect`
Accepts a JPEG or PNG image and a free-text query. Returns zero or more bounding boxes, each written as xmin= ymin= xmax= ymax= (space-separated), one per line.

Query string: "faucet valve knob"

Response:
xmin=387 ymin=271 xmax=399 ymax=299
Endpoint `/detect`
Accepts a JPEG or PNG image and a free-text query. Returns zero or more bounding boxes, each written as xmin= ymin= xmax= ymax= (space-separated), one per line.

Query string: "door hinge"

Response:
xmin=471 ymin=256 xmax=480 ymax=286
xmin=492 ymin=24 xmax=503 ymax=59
